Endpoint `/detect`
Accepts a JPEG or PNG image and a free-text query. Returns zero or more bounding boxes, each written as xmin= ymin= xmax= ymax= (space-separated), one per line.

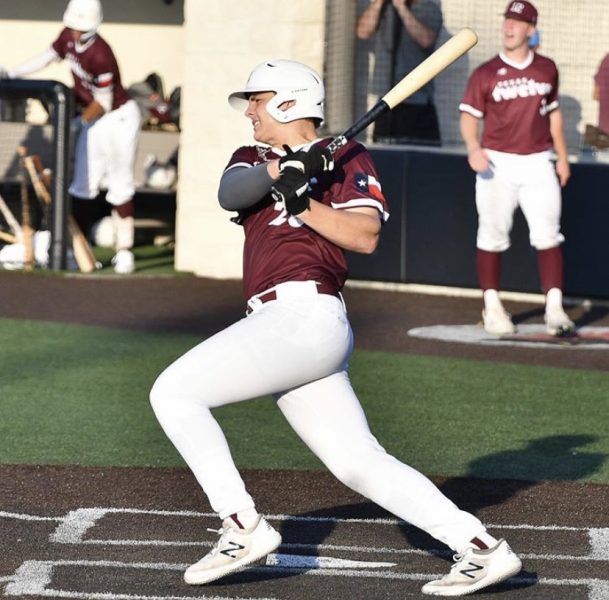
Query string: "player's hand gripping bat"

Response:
xmin=327 ymin=27 xmax=478 ymax=154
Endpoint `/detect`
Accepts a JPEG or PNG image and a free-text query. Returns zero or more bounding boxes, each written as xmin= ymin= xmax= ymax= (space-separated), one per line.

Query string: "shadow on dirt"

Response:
xmin=266 ymin=435 xmax=605 ymax=588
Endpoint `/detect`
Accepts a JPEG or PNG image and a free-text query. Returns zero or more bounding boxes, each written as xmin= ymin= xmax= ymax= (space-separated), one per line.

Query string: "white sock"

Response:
xmin=111 ymin=209 xmax=134 ymax=251
xmin=483 ymin=289 xmax=504 ymax=312
xmin=546 ymin=287 xmax=563 ymax=312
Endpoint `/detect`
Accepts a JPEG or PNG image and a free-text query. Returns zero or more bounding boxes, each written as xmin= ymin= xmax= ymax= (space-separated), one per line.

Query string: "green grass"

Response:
xmin=1 ymin=317 xmax=608 ymax=483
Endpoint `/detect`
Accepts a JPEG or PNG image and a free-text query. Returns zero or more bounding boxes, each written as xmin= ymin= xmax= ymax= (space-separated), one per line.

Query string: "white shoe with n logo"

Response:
xmin=184 ymin=515 xmax=281 ymax=585
xmin=421 ymin=539 xmax=522 ymax=596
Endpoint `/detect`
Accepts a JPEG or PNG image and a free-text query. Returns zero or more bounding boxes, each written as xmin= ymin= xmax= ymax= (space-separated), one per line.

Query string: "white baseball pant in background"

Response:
xmin=70 ymin=99 xmax=141 ymax=206
xmin=476 ymin=149 xmax=565 ymax=252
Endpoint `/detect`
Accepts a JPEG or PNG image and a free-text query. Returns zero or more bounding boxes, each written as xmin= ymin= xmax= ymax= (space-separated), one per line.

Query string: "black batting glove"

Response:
xmin=278 ymin=143 xmax=334 ymax=179
xmin=271 ymin=167 xmax=311 ymax=215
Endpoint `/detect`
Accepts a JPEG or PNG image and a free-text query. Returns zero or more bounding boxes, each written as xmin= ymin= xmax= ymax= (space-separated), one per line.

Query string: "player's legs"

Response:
xmin=475 ymin=151 xmax=519 ymax=334
xmin=518 ymin=153 xmax=573 ymax=334
xmin=69 ymin=122 xmax=102 ymax=201
xmin=276 ymin=371 xmax=491 ymax=553
xmin=103 ymin=100 xmax=141 ymax=273
xmin=150 ymin=284 xmax=352 ymax=518
xmin=104 ymin=100 xmax=140 ymax=207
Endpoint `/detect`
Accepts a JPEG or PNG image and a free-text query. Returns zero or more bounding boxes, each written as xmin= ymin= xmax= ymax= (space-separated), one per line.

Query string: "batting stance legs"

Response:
xmin=150 ymin=283 xmax=510 ymax=584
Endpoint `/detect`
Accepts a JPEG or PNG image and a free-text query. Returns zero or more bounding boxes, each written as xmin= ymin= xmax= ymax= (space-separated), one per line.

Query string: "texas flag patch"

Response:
xmin=354 ymin=172 xmax=384 ymax=201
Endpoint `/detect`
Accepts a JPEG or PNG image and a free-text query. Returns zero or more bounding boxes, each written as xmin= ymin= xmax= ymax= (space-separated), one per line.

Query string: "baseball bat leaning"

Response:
xmin=327 ymin=27 xmax=478 ymax=154
xmin=18 ymin=152 xmax=35 ymax=270
xmin=0 ymin=192 xmax=23 ymax=239
xmin=18 ymin=148 xmax=98 ymax=273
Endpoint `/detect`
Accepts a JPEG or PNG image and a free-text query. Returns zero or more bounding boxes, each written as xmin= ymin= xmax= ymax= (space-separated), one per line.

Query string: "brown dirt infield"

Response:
xmin=1 ymin=271 xmax=608 ymax=599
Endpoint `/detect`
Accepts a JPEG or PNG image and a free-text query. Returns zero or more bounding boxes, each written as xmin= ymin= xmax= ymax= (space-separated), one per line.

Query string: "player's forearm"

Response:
xmin=549 ymin=110 xmax=568 ymax=162
xmin=218 ymin=163 xmax=274 ymax=211
xmin=297 ymin=204 xmax=381 ymax=254
xmin=81 ymin=101 xmax=105 ymax=124
xmin=460 ymin=112 xmax=481 ymax=152
xmin=7 ymin=48 xmax=58 ymax=78
xmin=394 ymin=3 xmax=437 ymax=48
xmin=356 ymin=0 xmax=385 ymax=40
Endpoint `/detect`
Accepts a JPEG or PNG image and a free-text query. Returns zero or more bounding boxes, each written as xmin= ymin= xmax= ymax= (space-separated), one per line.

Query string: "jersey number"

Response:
xmin=268 ymin=201 xmax=304 ymax=228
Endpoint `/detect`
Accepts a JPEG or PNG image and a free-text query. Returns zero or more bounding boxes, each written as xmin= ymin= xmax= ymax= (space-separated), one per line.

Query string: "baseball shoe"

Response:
xmin=482 ymin=308 xmax=515 ymax=336
xmin=544 ymin=306 xmax=575 ymax=337
xmin=111 ymin=249 xmax=135 ymax=274
xmin=184 ymin=515 xmax=281 ymax=585
xmin=421 ymin=539 xmax=522 ymax=596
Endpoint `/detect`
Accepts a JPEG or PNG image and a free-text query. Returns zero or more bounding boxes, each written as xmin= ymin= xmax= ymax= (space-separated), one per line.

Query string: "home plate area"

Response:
xmin=408 ymin=325 xmax=609 ymax=349
xmin=2 ymin=508 xmax=609 ymax=599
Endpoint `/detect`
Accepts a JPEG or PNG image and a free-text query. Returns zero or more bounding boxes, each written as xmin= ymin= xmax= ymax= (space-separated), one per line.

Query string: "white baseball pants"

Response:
xmin=150 ymin=281 xmax=486 ymax=551
xmin=476 ymin=149 xmax=565 ymax=252
xmin=70 ymin=99 xmax=141 ymax=206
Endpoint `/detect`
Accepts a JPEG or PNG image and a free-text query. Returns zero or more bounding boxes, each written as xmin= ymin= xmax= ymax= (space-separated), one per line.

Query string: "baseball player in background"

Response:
xmin=150 ymin=59 xmax=522 ymax=596
xmin=0 ymin=0 xmax=141 ymax=274
xmin=460 ymin=0 xmax=574 ymax=336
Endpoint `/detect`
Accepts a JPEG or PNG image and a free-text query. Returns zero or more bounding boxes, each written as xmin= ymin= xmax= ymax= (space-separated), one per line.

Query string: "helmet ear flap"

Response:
xmin=265 ymin=91 xmax=295 ymax=123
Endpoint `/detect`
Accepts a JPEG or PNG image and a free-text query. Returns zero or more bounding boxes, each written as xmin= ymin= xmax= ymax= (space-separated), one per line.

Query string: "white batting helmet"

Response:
xmin=63 ymin=0 xmax=103 ymax=33
xmin=228 ymin=59 xmax=325 ymax=124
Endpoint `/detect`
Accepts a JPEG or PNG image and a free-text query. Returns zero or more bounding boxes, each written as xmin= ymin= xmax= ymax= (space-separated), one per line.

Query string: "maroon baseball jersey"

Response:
xmin=460 ymin=52 xmax=559 ymax=154
xmin=223 ymin=139 xmax=389 ymax=300
xmin=52 ymin=28 xmax=130 ymax=110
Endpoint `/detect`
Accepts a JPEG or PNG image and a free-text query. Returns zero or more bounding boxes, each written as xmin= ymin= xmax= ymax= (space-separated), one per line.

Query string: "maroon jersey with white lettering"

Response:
xmin=52 ymin=28 xmax=129 ymax=110
xmin=223 ymin=139 xmax=389 ymax=300
xmin=460 ymin=52 xmax=559 ymax=154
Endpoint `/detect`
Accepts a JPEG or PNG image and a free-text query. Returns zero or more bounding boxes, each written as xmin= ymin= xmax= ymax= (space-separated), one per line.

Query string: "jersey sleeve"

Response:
xmin=51 ymin=28 xmax=70 ymax=59
xmin=331 ymin=143 xmax=389 ymax=222
xmin=223 ymin=146 xmax=261 ymax=172
xmin=459 ymin=66 xmax=486 ymax=118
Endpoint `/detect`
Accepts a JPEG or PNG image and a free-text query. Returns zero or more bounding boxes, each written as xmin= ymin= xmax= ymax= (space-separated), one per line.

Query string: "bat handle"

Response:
xmin=327 ymin=135 xmax=348 ymax=155
xmin=327 ymin=100 xmax=390 ymax=155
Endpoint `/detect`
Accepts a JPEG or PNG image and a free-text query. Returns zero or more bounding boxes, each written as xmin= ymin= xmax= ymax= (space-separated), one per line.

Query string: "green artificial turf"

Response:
xmin=1 ymin=317 xmax=608 ymax=483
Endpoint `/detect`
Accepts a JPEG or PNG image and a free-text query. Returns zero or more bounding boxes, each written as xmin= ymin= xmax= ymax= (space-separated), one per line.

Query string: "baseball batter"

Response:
xmin=0 ymin=0 xmax=141 ymax=274
xmin=150 ymin=59 xmax=521 ymax=596
xmin=460 ymin=0 xmax=574 ymax=337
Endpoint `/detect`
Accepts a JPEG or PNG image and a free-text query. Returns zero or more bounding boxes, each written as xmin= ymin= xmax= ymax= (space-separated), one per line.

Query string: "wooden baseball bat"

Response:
xmin=0 ymin=192 xmax=23 ymax=239
xmin=18 ymin=151 xmax=34 ymax=270
xmin=327 ymin=27 xmax=478 ymax=153
xmin=0 ymin=230 xmax=17 ymax=244
xmin=19 ymin=150 xmax=98 ymax=273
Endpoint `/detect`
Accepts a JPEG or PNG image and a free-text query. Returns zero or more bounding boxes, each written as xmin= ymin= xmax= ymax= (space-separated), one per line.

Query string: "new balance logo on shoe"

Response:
xmin=421 ymin=539 xmax=522 ymax=596
xmin=220 ymin=541 xmax=245 ymax=558
xmin=184 ymin=515 xmax=282 ymax=586
xmin=459 ymin=562 xmax=484 ymax=579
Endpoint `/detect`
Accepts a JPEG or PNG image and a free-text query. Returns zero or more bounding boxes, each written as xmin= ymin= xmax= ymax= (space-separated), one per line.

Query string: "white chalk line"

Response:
xmin=18 ymin=591 xmax=277 ymax=600
xmin=4 ymin=558 xmax=609 ymax=600
xmin=6 ymin=506 xmax=593 ymax=530
xmin=56 ymin=537 xmax=607 ymax=564
xmin=6 ymin=559 xmax=609 ymax=588
xmin=0 ymin=510 xmax=61 ymax=522
xmin=4 ymin=507 xmax=609 ymax=562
